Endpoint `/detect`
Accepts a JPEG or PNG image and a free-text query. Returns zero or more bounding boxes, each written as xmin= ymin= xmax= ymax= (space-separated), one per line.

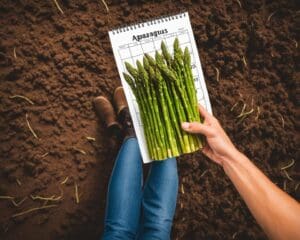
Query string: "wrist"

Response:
xmin=222 ymin=148 xmax=246 ymax=173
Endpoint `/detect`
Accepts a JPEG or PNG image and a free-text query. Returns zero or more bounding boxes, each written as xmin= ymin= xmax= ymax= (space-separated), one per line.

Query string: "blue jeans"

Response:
xmin=102 ymin=138 xmax=178 ymax=240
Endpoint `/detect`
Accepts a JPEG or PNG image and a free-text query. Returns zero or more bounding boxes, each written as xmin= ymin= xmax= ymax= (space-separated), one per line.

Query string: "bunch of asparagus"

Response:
xmin=123 ymin=38 xmax=202 ymax=160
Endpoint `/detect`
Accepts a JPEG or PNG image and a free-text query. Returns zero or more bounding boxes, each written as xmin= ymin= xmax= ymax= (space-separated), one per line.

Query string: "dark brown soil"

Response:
xmin=0 ymin=0 xmax=299 ymax=239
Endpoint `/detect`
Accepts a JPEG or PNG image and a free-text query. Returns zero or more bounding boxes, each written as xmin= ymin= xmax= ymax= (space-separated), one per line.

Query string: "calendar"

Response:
xmin=109 ymin=12 xmax=211 ymax=163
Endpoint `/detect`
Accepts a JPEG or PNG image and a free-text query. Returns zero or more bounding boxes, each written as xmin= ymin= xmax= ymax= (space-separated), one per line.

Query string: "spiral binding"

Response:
xmin=111 ymin=12 xmax=187 ymax=35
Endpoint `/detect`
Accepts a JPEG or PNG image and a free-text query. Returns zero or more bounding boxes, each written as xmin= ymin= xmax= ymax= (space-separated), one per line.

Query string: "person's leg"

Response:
xmin=103 ymin=138 xmax=143 ymax=240
xmin=139 ymin=158 xmax=178 ymax=240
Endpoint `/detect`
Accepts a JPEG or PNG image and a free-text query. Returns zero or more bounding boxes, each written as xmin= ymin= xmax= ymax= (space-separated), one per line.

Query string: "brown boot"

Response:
xmin=93 ymin=96 xmax=119 ymax=129
xmin=119 ymin=108 xmax=136 ymax=139
xmin=113 ymin=87 xmax=135 ymax=139
xmin=113 ymin=86 xmax=128 ymax=115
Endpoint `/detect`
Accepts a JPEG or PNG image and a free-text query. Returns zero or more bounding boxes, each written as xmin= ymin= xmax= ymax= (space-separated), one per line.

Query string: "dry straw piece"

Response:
xmin=237 ymin=103 xmax=254 ymax=122
xmin=86 ymin=136 xmax=96 ymax=142
xmin=16 ymin=179 xmax=22 ymax=186
xmin=283 ymin=170 xmax=293 ymax=182
xmin=278 ymin=113 xmax=285 ymax=128
xmin=267 ymin=11 xmax=277 ymax=23
xmin=214 ymin=67 xmax=220 ymax=82
xmin=240 ymin=108 xmax=254 ymax=118
xmin=0 ymin=196 xmax=14 ymax=200
xmin=293 ymin=39 xmax=298 ymax=48
xmin=295 ymin=183 xmax=300 ymax=192
xmin=61 ymin=176 xmax=69 ymax=185
xmin=26 ymin=113 xmax=39 ymax=139
xmin=280 ymin=159 xmax=295 ymax=171
xmin=11 ymin=197 xmax=27 ymax=207
xmin=31 ymin=187 xmax=63 ymax=202
xmin=72 ymin=147 xmax=86 ymax=155
xmin=41 ymin=152 xmax=49 ymax=158
xmin=74 ymin=182 xmax=79 ymax=204
xmin=99 ymin=0 xmax=109 ymax=13
xmin=10 ymin=95 xmax=34 ymax=105
xmin=237 ymin=103 xmax=246 ymax=118
xmin=12 ymin=204 xmax=57 ymax=218
xmin=13 ymin=47 xmax=17 ymax=59
xmin=53 ymin=0 xmax=64 ymax=14
xmin=235 ymin=0 xmax=242 ymax=8
xmin=255 ymin=106 xmax=261 ymax=121
xmin=200 ymin=169 xmax=208 ymax=178
xmin=242 ymin=56 xmax=247 ymax=68
xmin=30 ymin=195 xmax=62 ymax=202
xmin=230 ymin=102 xmax=239 ymax=112
xmin=180 ymin=184 xmax=185 ymax=194
xmin=0 ymin=196 xmax=27 ymax=207
xmin=283 ymin=180 xmax=287 ymax=192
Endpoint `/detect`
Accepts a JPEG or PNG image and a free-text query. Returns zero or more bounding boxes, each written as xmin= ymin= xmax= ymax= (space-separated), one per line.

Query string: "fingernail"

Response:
xmin=182 ymin=122 xmax=190 ymax=129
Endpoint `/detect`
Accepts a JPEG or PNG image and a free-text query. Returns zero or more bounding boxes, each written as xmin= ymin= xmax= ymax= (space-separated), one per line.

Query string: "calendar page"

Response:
xmin=109 ymin=12 xmax=211 ymax=163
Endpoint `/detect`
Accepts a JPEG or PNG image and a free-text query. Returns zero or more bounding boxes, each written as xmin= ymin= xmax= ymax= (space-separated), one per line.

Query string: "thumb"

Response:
xmin=181 ymin=122 xmax=213 ymax=136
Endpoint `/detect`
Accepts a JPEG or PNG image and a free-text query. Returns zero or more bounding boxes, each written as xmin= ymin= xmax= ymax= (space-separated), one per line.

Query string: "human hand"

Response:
xmin=181 ymin=105 xmax=239 ymax=166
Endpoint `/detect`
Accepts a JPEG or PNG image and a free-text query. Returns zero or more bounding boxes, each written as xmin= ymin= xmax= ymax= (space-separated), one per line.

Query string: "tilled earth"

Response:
xmin=0 ymin=0 xmax=299 ymax=239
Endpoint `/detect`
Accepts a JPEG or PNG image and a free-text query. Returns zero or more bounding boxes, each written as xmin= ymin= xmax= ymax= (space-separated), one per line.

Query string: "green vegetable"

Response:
xmin=123 ymin=38 xmax=203 ymax=160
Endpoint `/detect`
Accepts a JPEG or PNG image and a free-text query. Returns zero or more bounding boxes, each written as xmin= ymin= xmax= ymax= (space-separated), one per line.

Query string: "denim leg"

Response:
xmin=102 ymin=138 xmax=143 ymax=240
xmin=139 ymin=158 xmax=178 ymax=240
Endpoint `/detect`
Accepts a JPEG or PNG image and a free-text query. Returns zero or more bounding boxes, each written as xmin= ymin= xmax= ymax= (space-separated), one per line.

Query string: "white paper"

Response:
xmin=109 ymin=12 xmax=212 ymax=163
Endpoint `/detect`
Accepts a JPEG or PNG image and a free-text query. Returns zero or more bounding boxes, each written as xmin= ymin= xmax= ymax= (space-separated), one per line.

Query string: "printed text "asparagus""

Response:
xmin=132 ymin=29 xmax=168 ymax=41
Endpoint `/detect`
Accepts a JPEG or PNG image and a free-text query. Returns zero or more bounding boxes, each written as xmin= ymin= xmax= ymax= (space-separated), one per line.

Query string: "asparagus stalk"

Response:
xmin=123 ymin=73 xmax=154 ymax=158
xmin=153 ymin=67 xmax=180 ymax=157
xmin=161 ymin=41 xmax=172 ymax=67
xmin=183 ymin=47 xmax=199 ymax=121
xmin=138 ymin=60 xmax=168 ymax=159
xmin=173 ymin=42 xmax=198 ymax=151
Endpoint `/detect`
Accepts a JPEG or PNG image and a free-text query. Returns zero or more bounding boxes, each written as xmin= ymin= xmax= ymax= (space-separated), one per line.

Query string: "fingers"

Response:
xmin=198 ymin=104 xmax=211 ymax=120
xmin=181 ymin=122 xmax=214 ymax=136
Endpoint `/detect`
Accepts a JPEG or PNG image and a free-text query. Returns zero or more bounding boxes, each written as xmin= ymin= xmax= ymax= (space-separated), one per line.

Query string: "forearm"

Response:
xmin=223 ymin=151 xmax=300 ymax=240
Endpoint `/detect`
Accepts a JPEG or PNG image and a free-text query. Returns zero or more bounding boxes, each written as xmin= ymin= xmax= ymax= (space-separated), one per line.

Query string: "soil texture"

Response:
xmin=0 ymin=0 xmax=299 ymax=239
